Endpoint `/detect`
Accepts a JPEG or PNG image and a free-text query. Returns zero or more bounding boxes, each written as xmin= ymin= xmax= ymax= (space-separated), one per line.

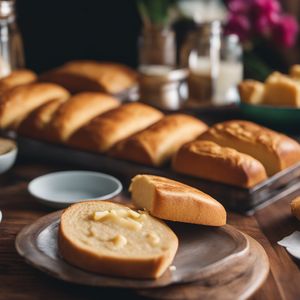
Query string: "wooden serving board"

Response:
xmin=15 ymin=208 xmax=269 ymax=299
xmin=17 ymin=137 xmax=300 ymax=214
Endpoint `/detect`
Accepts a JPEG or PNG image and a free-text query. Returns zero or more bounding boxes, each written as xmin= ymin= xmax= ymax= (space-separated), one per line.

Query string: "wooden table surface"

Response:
xmin=1 ymin=162 xmax=300 ymax=300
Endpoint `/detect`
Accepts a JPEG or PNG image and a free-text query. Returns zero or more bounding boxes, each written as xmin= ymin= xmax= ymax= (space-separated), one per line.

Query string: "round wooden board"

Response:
xmin=15 ymin=210 xmax=268 ymax=292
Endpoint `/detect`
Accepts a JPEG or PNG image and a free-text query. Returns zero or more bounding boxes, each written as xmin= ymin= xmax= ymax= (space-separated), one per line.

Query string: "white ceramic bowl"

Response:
xmin=0 ymin=147 xmax=17 ymax=174
xmin=28 ymin=171 xmax=123 ymax=208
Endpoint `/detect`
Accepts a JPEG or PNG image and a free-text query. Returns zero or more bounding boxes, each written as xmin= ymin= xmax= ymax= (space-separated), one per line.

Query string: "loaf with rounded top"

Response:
xmin=199 ymin=120 xmax=300 ymax=176
xmin=110 ymin=114 xmax=208 ymax=166
xmin=130 ymin=175 xmax=226 ymax=226
xmin=59 ymin=200 xmax=178 ymax=279
xmin=68 ymin=102 xmax=163 ymax=153
xmin=291 ymin=196 xmax=300 ymax=220
xmin=238 ymin=80 xmax=265 ymax=104
xmin=0 ymin=69 xmax=37 ymax=97
xmin=47 ymin=92 xmax=120 ymax=142
xmin=172 ymin=140 xmax=267 ymax=188
xmin=18 ymin=98 xmax=67 ymax=140
xmin=0 ymin=83 xmax=70 ymax=129
xmin=40 ymin=60 xmax=137 ymax=94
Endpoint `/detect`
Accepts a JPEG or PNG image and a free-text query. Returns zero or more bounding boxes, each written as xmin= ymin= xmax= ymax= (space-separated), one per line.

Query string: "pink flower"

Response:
xmin=224 ymin=14 xmax=251 ymax=42
xmin=226 ymin=0 xmax=250 ymax=14
xmin=272 ymin=14 xmax=299 ymax=48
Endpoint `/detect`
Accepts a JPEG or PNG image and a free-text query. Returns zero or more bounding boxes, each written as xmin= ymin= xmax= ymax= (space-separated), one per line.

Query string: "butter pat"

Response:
xmin=146 ymin=232 xmax=160 ymax=246
xmin=93 ymin=208 xmax=144 ymax=230
xmin=111 ymin=234 xmax=127 ymax=248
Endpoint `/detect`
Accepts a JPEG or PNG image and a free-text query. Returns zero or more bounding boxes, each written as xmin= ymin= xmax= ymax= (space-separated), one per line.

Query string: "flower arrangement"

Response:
xmin=223 ymin=0 xmax=299 ymax=80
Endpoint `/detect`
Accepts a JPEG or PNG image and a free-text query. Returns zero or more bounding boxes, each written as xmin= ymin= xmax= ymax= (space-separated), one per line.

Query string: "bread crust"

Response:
xmin=172 ymin=140 xmax=267 ymax=188
xmin=238 ymin=80 xmax=265 ymax=104
xmin=59 ymin=200 xmax=178 ymax=279
xmin=40 ymin=60 xmax=138 ymax=94
xmin=68 ymin=102 xmax=163 ymax=153
xmin=18 ymin=98 xmax=66 ymax=140
xmin=0 ymin=69 xmax=37 ymax=97
xmin=110 ymin=114 xmax=208 ymax=166
xmin=47 ymin=92 xmax=120 ymax=142
xmin=199 ymin=120 xmax=300 ymax=176
xmin=0 ymin=83 xmax=70 ymax=129
xmin=130 ymin=175 xmax=227 ymax=226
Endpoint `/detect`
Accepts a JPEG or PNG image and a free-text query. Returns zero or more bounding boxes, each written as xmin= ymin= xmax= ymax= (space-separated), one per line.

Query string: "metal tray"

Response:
xmin=17 ymin=137 xmax=300 ymax=214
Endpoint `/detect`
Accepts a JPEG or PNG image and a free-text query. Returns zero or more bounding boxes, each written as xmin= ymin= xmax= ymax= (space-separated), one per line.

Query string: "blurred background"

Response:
xmin=16 ymin=0 xmax=300 ymax=73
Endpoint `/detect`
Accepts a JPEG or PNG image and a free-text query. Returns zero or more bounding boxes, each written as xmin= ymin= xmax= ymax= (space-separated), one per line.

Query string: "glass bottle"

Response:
xmin=183 ymin=21 xmax=243 ymax=106
xmin=186 ymin=21 xmax=221 ymax=105
xmin=0 ymin=0 xmax=24 ymax=78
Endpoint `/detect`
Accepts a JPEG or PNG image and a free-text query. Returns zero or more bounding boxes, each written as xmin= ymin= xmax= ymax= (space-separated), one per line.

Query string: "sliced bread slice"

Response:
xmin=59 ymin=200 xmax=178 ymax=279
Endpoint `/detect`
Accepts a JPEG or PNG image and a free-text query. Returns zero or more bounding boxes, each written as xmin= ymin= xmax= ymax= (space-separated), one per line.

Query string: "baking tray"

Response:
xmin=17 ymin=137 xmax=300 ymax=214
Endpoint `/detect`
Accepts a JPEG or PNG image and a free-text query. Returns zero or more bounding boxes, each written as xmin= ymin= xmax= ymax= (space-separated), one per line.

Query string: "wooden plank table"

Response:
xmin=1 ymin=162 xmax=300 ymax=300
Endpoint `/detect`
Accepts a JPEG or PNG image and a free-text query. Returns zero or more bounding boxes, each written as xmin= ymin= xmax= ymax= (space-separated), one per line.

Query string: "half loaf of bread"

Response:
xmin=130 ymin=175 xmax=226 ymax=226
xmin=59 ymin=200 xmax=178 ymax=279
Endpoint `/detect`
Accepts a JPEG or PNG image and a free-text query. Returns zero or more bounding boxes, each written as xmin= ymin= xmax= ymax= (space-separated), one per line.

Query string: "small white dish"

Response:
xmin=28 ymin=171 xmax=123 ymax=208
xmin=0 ymin=145 xmax=17 ymax=174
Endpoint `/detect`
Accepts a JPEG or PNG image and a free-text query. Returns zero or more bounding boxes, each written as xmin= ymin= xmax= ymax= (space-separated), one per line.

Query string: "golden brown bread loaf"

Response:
xmin=40 ymin=60 xmax=138 ymax=94
xmin=59 ymin=200 xmax=178 ymax=279
xmin=238 ymin=80 xmax=265 ymax=104
xmin=0 ymin=69 xmax=37 ymax=97
xmin=68 ymin=102 xmax=163 ymax=153
xmin=263 ymin=72 xmax=300 ymax=107
xmin=130 ymin=175 xmax=226 ymax=226
xmin=47 ymin=92 xmax=120 ymax=142
xmin=289 ymin=65 xmax=300 ymax=79
xmin=291 ymin=196 xmax=300 ymax=220
xmin=110 ymin=114 xmax=208 ymax=166
xmin=18 ymin=98 xmax=67 ymax=140
xmin=0 ymin=83 xmax=70 ymax=129
xmin=199 ymin=120 xmax=300 ymax=176
xmin=172 ymin=140 xmax=267 ymax=188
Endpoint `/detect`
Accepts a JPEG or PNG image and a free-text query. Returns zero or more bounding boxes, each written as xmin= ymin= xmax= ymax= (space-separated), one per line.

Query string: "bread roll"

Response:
xmin=263 ymin=72 xmax=300 ymax=107
xmin=172 ymin=140 xmax=267 ymax=188
xmin=17 ymin=98 xmax=66 ymax=140
xmin=130 ymin=175 xmax=226 ymax=226
xmin=40 ymin=60 xmax=137 ymax=94
xmin=0 ymin=69 xmax=37 ymax=97
xmin=68 ymin=102 xmax=163 ymax=152
xmin=59 ymin=200 xmax=178 ymax=279
xmin=0 ymin=83 xmax=70 ymax=129
xmin=238 ymin=80 xmax=265 ymax=104
xmin=199 ymin=120 xmax=300 ymax=176
xmin=110 ymin=114 xmax=208 ymax=166
xmin=291 ymin=196 xmax=300 ymax=220
xmin=290 ymin=65 xmax=300 ymax=79
xmin=47 ymin=92 xmax=120 ymax=142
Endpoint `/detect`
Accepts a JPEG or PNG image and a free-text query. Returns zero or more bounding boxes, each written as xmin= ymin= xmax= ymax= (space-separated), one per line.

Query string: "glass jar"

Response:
xmin=0 ymin=0 xmax=24 ymax=78
xmin=138 ymin=25 xmax=176 ymax=68
xmin=186 ymin=21 xmax=221 ymax=105
xmin=183 ymin=21 xmax=243 ymax=106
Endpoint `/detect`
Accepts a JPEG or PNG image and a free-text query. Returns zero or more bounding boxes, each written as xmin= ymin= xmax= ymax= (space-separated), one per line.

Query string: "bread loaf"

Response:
xmin=263 ymin=72 xmax=300 ymax=107
xmin=47 ymin=92 xmax=120 ymax=142
xmin=0 ymin=83 xmax=70 ymax=129
xmin=172 ymin=140 xmax=267 ymax=188
xmin=18 ymin=98 xmax=66 ymax=140
xmin=59 ymin=200 xmax=178 ymax=279
xmin=289 ymin=65 xmax=300 ymax=79
xmin=68 ymin=102 xmax=163 ymax=152
xmin=199 ymin=120 xmax=300 ymax=176
xmin=291 ymin=196 xmax=300 ymax=220
xmin=238 ymin=80 xmax=265 ymax=104
xmin=130 ymin=175 xmax=226 ymax=226
xmin=40 ymin=60 xmax=137 ymax=94
xmin=0 ymin=69 xmax=37 ymax=97
xmin=110 ymin=114 xmax=208 ymax=166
